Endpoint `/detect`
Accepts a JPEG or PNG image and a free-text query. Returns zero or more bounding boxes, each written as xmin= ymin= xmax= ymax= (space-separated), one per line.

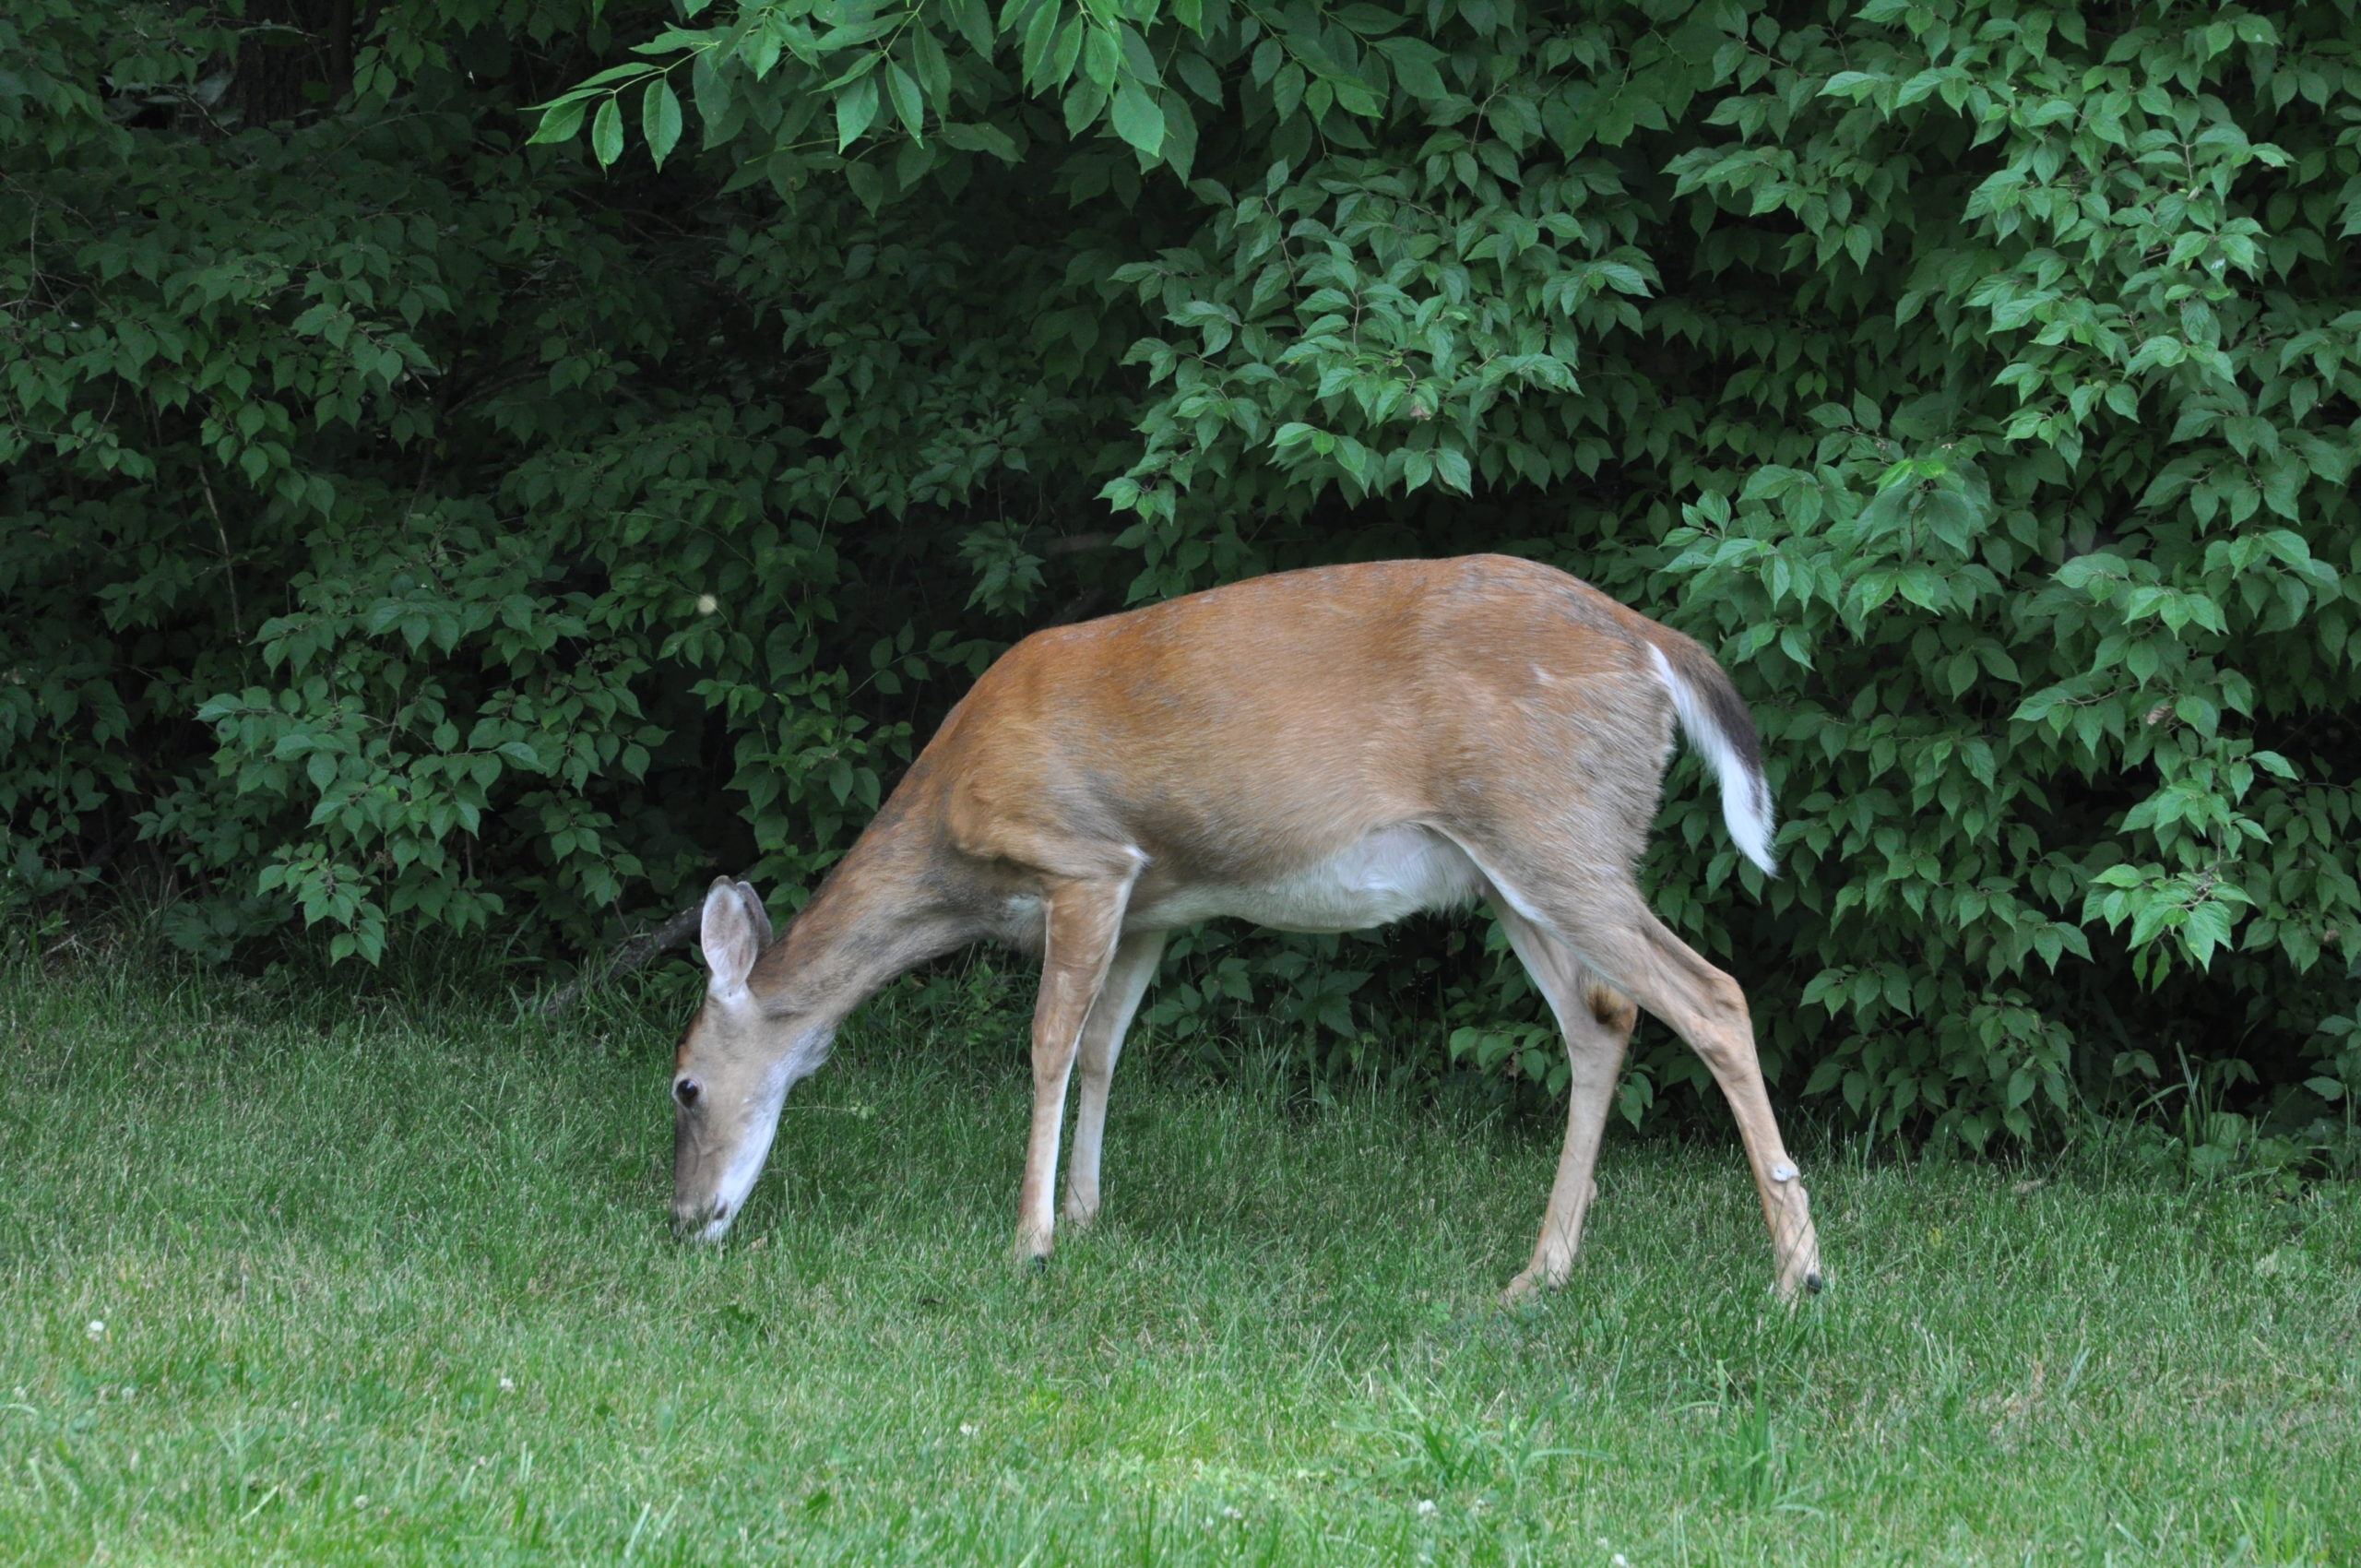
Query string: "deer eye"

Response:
xmin=674 ymin=1078 xmax=701 ymax=1109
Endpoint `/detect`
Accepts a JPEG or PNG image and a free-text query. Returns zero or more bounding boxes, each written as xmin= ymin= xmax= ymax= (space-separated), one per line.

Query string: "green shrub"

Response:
xmin=6 ymin=0 xmax=2357 ymax=1152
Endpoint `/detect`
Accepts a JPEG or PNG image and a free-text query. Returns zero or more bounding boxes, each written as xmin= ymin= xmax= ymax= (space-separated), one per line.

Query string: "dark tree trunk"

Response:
xmin=231 ymin=0 xmax=355 ymax=126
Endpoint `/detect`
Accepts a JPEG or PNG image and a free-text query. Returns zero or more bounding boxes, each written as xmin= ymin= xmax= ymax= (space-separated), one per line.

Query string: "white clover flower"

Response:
xmin=85 ymin=1320 xmax=105 ymax=1340
xmin=1416 ymin=1498 xmax=1437 ymax=1516
xmin=499 ymin=1376 xmax=515 ymax=1392
xmin=957 ymin=1422 xmax=979 ymax=1438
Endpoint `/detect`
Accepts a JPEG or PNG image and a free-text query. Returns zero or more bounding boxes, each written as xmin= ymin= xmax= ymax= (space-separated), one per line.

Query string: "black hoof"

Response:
xmin=1025 ymin=1253 xmax=1049 ymax=1276
xmin=1805 ymin=1271 xmax=1825 ymax=1295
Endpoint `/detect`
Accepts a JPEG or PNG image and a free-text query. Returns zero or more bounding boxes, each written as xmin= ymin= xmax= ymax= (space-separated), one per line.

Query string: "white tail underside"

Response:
xmin=1647 ymin=644 xmax=1777 ymax=875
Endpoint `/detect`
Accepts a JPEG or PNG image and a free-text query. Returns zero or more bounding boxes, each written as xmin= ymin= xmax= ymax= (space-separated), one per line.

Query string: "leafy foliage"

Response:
xmin=6 ymin=0 xmax=2358 ymax=1152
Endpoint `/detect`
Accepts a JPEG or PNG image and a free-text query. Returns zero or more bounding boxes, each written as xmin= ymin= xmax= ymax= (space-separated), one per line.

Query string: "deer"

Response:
xmin=670 ymin=554 xmax=1824 ymax=1301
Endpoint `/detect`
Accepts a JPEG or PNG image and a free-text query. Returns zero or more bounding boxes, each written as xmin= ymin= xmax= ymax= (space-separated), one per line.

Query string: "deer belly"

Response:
xmin=1133 ymin=826 xmax=1486 ymax=933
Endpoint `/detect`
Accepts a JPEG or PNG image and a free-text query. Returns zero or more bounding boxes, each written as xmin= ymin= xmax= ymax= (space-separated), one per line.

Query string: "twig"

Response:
xmin=539 ymin=896 xmax=711 ymax=1018
xmin=196 ymin=461 xmax=243 ymax=641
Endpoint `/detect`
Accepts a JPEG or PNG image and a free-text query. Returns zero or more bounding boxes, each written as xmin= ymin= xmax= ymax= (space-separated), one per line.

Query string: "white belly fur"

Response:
xmin=1132 ymin=826 xmax=1487 ymax=934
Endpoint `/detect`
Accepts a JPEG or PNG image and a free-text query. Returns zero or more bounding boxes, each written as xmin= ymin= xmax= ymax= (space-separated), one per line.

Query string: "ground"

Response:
xmin=3 ymin=962 xmax=2356 ymax=1564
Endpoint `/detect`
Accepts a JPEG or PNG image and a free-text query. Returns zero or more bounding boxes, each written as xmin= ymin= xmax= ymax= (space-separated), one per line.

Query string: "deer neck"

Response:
xmin=749 ymin=821 xmax=978 ymax=1028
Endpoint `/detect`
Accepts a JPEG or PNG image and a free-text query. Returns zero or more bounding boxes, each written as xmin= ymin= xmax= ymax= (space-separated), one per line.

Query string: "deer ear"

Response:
xmin=734 ymin=879 xmax=773 ymax=950
xmin=700 ymin=877 xmax=762 ymax=1000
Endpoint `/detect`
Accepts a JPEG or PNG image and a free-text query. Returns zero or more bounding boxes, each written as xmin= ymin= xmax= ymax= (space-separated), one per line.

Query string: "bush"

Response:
xmin=6 ymin=0 xmax=2357 ymax=1151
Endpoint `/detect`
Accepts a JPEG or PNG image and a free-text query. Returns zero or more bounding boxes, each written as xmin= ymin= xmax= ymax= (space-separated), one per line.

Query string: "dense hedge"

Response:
xmin=5 ymin=0 xmax=2357 ymax=1156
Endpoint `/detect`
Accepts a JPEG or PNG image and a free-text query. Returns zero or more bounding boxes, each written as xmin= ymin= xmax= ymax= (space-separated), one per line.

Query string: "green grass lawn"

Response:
xmin=3 ymin=960 xmax=2356 ymax=1565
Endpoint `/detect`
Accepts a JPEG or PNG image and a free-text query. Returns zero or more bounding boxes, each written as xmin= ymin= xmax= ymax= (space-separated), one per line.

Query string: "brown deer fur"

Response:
xmin=670 ymin=554 xmax=1823 ymax=1301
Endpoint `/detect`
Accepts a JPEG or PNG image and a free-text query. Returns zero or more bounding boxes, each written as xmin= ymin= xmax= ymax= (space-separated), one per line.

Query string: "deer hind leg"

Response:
xmin=1015 ymin=873 xmax=1134 ymax=1266
xmin=1491 ymin=905 xmax=1634 ymax=1301
xmin=1474 ymin=860 xmax=1823 ymax=1302
xmin=1062 ymin=927 xmax=1167 ymax=1229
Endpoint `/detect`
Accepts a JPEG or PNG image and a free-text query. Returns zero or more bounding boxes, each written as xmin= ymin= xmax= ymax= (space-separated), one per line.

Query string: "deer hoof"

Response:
xmin=1501 ymin=1265 xmax=1563 ymax=1304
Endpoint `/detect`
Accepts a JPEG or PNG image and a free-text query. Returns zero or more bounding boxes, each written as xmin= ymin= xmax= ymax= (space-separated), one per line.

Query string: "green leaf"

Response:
xmin=1109 ymin=80 xmax=1164 ymax=159
xmin=1021 ymin=1 xmax=1062 ymax=87
xmin=836 ymin=74 xmax=881 ymax=151
xmin=570 ymin=63 xmax=668 ymax=91
xmin=691 ymin=50 xmax=730 ymax=132
xmin=910 ymin=25 xmax=952 ymax=101
xmin=940 ymin=121 xmax=1020 ymax=160
xmin=1376 ymin=36 xmax=1447 ymax=100
xmin=813 ymin=15 xmax=899 ymax=50
xmin=1083 ymin=25 xmax=1121 ymax=90
xmin=1433 ymin=446 xmax=1473 ymax=495
xmin=1161 ymin=91 xmax=1199 ymax=180
xmin=590 ymin=96 xmax=625 ymax=167
xmin=527 ymin=98 xmax=587 ymax=147
xmin=642 ymin=77 xmax=683 ymax=167
xmin=843 ymin=158 xmax=884 ymax=210
xmin=887 ymin=62 xmax=926 ymax=140
xmin=1175 ymin=48 xmax=1223 ymax=105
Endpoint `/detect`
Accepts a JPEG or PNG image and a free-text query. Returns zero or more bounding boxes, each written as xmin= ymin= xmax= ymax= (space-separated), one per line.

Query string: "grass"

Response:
xmin=3 ymin=958 xmax=2357 ymax=1565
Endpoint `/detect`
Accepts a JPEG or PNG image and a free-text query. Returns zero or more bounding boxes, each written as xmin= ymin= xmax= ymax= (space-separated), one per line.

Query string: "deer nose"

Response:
xmin=670 ymin=1198 xmax=725 ymax=1235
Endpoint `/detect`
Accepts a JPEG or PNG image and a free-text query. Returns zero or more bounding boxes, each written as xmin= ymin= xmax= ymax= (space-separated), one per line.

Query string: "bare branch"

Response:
xmin=539 ymin=896 xmax=710 ymax=1018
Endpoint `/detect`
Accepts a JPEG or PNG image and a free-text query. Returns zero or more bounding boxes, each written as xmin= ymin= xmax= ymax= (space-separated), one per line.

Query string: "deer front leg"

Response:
xmin=1014 ymin=874 xmax=1133 ymax=1267
xmin=1062 ymin=928 xmax=1167 ymax=1229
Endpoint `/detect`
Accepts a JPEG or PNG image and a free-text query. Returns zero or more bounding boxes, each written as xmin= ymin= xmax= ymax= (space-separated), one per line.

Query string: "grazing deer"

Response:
xmin=670 ymin=555 xmax=1823 ymax=1300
